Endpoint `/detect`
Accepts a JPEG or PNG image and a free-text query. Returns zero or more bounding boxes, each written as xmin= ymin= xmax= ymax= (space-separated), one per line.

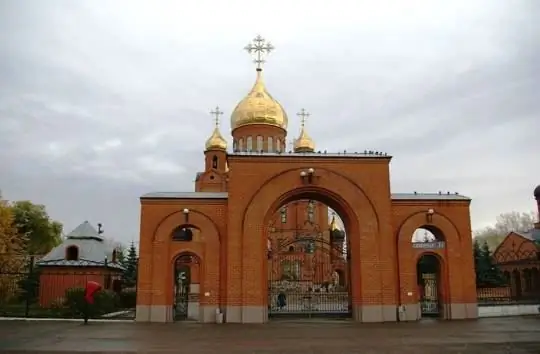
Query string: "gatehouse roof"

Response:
xmin=36 ymin=221 xmax=124 ymax=270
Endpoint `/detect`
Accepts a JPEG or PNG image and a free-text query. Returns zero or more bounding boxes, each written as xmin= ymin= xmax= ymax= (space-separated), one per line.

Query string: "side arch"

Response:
xmin=396 ymin=211 xmax=463 ymax=317
xmin=240 ymin=167 xmax=382 ymax=321
xmin=150 ymin=209 xmax=221 ymax=316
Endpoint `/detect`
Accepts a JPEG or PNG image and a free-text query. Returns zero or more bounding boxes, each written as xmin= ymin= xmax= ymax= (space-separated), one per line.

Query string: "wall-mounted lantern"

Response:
xmin=426 ymin=208 xmax=434 ymax=224
xmin=300 ymin=168 xmax=316 ymax=184
xmin=183 ymin=208 xmax=190 ymax=223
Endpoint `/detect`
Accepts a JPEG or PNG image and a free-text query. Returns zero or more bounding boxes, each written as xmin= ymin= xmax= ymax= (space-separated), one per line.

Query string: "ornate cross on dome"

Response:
xmin=210 ymin=106 xmax=223 ymax=127
xmin=244 ymin=35 xmax=274 ymax=70
xmin=297 ymin=108 xmax=310 ymax=127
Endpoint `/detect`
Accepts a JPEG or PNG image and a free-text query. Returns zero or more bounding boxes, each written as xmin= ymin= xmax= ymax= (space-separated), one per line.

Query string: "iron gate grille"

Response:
xmin=173 ymin=254 xmax=196 ymax=321
xmin=267 ymin=233 xmax=351 ymax=318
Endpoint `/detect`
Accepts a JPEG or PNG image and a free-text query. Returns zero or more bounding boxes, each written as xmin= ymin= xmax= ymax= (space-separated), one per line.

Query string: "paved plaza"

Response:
xmin=0 ymin=316 xmax=539 ymax=353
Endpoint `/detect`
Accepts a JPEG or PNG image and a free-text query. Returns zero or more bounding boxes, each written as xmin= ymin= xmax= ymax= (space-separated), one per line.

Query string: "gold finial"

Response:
xmin=244 ymin=35 xmax=275 ymax=70
xmin=205 ymin=106 xmax=227 ymax=151
xmin=210 ymin=106 xmax=223 ymax=127
xmin=293 ymin=108 xmax=315 ymax=153
xmin=329 ymin=212 xmax=340 ymax=231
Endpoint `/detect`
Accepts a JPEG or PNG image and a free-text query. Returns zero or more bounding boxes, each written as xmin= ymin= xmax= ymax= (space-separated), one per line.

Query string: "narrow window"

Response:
xmin=238 ymin=138 xmax=244 ymax=152
xmin=247 ymin=137 xmax=253 ymax=151
xmin=233 ymin=139 xmax=237 ymax=152
xmin=267 ymin=137 xmax=273 ymax=152
xmin=276 ymin=138 xmax=281 ymax=152
xmin=66 ymin=246 xmax=79 ymax=261
xmin=212 ymin=155 xmax=218 ymax=169
xmin=307 ymin=200 xmax=315 ymax=222
xmin=280 ymin=207 xmax=287 ymax=223
xmin=256 ymin=136 xmax=263 ymax=152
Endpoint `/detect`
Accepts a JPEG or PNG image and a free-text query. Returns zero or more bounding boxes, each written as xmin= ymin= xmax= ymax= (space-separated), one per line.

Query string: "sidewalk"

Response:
xmin=0 ymin=317 xmax=539 ymax=353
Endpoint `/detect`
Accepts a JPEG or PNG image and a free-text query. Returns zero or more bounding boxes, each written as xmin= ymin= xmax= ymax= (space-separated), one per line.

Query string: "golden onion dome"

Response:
xmin=294 ymin=127 xmax=315 ymax=153
xmin=230 ymin=69 xmax=288 ymax=131
xmin=205 ymin=127 xmax=227 ymax=151
xmin=329 ymin=215 xmax=341 ymax=231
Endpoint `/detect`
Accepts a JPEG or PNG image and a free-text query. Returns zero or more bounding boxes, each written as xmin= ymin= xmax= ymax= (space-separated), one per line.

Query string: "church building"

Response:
xmin=136 ymin=36 xmax=478 ymax=323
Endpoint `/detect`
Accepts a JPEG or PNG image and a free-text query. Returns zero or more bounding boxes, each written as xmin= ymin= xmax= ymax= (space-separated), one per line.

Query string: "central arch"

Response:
xmin=240 ymin=167 xmax=382 ymax=323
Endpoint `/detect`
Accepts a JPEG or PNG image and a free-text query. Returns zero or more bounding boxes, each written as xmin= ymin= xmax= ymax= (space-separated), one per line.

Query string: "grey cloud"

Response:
xmin=1 ymin=0 xmax=538 ymax=243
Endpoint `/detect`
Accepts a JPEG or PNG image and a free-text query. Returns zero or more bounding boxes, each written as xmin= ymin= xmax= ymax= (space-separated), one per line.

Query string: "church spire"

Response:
xmin=294 ymin=108 xmax=315 ymax=153
xmin=205 ymin=106 xmax=227 ymax=151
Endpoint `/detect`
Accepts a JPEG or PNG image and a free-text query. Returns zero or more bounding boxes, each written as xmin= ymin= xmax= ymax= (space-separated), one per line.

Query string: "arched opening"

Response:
xmin=173 ymin=252 xmax=201 ymax=321
xmin=411 ymin=225 xmax=445 ymax=244
xmin=111 ymin=249 xmax=117 ymax=263
xmin=212 ymin=155 xmax=218 ymax=169
xmin=172 ymin=226 xmax=194 ymax=241
xmin=65 ymin=245 xmax=79 ymax=261
xmin=266 ymin=197 xmax=351 ymax=319
xmin=416 ymin=253 xmax=442 ymax=318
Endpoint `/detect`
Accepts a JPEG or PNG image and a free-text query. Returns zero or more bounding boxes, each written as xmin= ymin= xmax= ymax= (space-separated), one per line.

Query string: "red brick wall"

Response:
xmin=138 ymin=154 xmax=475 ymax=315
xmin=39 ymin=267 xmax=121 ymax=307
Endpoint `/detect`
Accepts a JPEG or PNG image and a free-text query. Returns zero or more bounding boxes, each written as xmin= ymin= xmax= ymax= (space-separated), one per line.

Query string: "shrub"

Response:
xmin=118 ymin=289 xmax=137 ymax=309
xmin=63 ymin=287 xmax=119 ymax=318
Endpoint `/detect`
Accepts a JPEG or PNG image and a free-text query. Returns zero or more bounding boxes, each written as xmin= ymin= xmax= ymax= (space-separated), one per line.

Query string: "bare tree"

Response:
xmin=474 ymin=211 xmax=536 ymax=250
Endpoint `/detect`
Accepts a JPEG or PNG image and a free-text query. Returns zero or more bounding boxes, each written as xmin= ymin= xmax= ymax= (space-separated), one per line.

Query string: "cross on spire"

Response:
xmin=210 ymin=106 xmax=223 ymax=127
xmin=244 ymin=35 xmax=275 ymax=70
xmin=297 ymin=108 xmax=310 ymax=128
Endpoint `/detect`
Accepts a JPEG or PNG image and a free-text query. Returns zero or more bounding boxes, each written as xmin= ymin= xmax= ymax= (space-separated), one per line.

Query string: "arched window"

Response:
xmin=238 ymin=138 xmax=244 ymax=152
xmin=276 ymin=138 xmax=281 ymax=152
xmin=66 ymin=245 xmax=79 ymax=261
xmin=267 ymin=137 xmax=273 ymax=152
xmin=233 ymin=139 xmax=237 ymax=152
xmin=246 ymin=137 xmax=253 ymax=151
xmin=256 ymin=135 xmax=263 ymax=152
xmin=172 ymin=227 xmax=193 ymax=241
xmin=212 ymin=155 xmax=218 ymax=169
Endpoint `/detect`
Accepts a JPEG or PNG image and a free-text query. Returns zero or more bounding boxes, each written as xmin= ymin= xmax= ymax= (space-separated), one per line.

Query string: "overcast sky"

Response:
xmin=0 ymin=0 xmax=538 ymax=247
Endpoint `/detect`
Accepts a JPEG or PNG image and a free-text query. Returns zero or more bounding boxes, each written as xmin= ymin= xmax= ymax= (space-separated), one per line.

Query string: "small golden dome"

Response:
xmin=205 ymin=127 xmax=227 ymax=151
xmin=329 ymin=215 xmax=341 ymax=231
xmin=230 ymin=69 xmax=288 ymax=131
xmin=294 ymin=127 xmax=315 ymax=152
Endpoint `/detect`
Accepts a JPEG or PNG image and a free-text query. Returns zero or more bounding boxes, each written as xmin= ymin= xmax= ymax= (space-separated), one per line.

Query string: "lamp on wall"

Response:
xmin=300 ymin=168 xmax=316 ymax=184
xmin=97 ymin=223 xmax=104 ymax=235
xmin=426 ymin=208 xmax=434 ymax=223
xmin=183 ymin=208 xmax=190 ymax=223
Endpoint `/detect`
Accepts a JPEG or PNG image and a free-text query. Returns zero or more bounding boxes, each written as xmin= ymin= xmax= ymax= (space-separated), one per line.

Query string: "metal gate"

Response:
xmin=173 ymin=254 xmax=193 ymax=321
xmin=267 ymin=223 xmax=351 ymax=319
xmin=419 ymin=273 xmax=439 ymax=316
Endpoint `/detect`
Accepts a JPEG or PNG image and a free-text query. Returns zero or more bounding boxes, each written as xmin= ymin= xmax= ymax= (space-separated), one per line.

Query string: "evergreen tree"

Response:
xmin=474 ymin=240 xmax=506 ymax=287
xmin=122 ymin=242 xmax=138 ymax=288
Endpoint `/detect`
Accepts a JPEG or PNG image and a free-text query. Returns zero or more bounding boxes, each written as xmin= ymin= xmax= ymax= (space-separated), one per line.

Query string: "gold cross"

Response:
xmin=210 ymin=106 xmax=223 ymax=127
xmin=297 ymin=108 xmax=310 ymax=128
xmin=244 ymin=35 xmax=275 ymax=69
